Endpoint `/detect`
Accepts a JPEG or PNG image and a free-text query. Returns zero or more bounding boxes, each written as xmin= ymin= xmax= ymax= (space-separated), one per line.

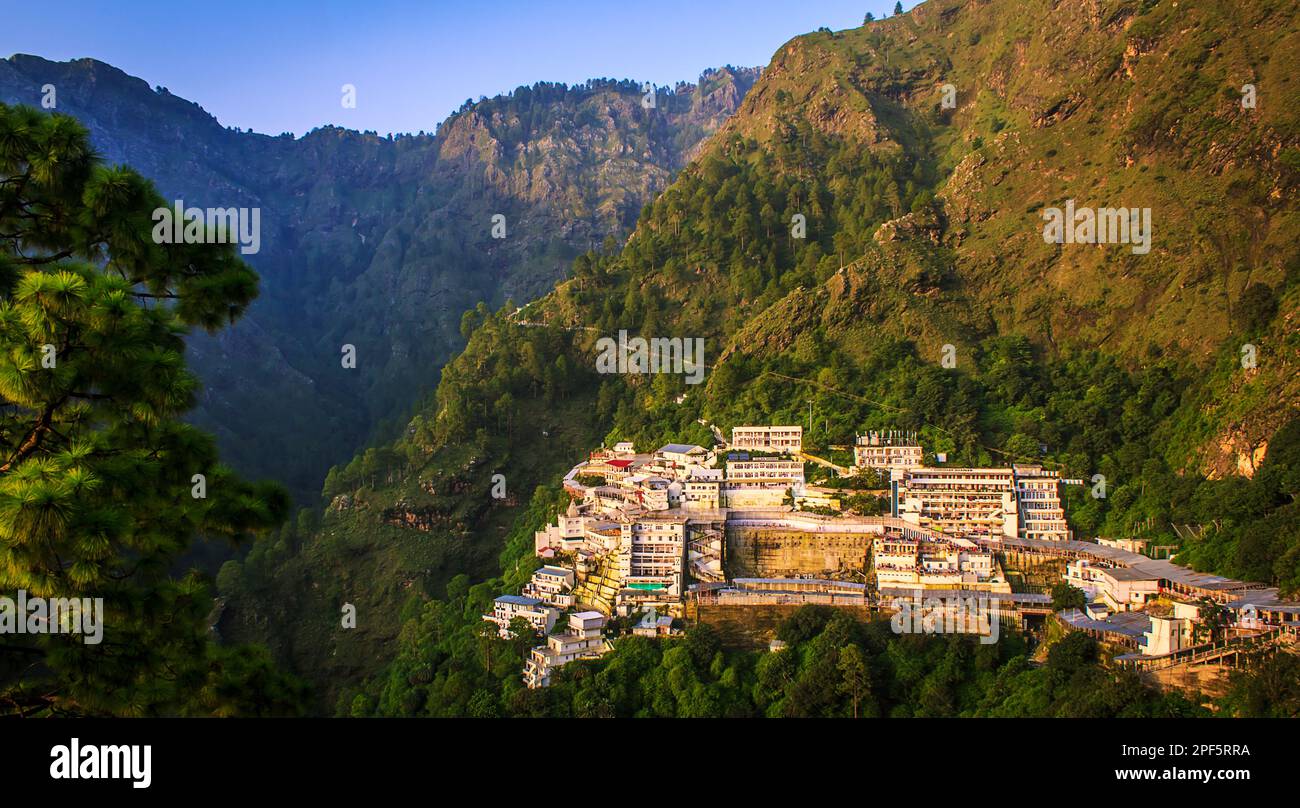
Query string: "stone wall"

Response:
xmin=725 ymin=526 xmax=871 ymax=579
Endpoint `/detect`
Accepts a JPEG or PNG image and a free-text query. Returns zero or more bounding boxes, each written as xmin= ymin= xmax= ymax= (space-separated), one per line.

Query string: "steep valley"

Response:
xmin=0 ymin=55 xmax=759 ymax=502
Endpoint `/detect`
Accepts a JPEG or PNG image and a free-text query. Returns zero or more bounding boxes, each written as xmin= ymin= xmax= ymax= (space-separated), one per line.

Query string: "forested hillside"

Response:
xmin=359 ymin=595 xmax=1281 ymax=718
xmin=0 ymin=103 xmax=308 ymax=716
xmin=0 ymin=56 xmax=758 ymax=500
xmin=222 ymin=0 xmax=1299 ymax=714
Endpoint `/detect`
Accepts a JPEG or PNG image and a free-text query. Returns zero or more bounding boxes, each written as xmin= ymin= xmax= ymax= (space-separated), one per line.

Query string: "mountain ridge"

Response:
xmin=0 ymin=54 xmax=759 ymax=500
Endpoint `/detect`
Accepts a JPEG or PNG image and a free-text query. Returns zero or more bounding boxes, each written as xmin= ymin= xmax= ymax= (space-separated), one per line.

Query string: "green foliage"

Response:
xmin=1218 ymin=650 xmax=1300 ymax=717
xmin=229 ymin=0 xmax=1300 ymax=711
xmin=0 ymin=103 xmax=302 ymax=716
xmin=1172 ymin=417 xmax=1300 ymax=595
xmin=359 ymin=603 xmax=1209 ymax=718
xmin=1237 ymin=283 xmax=1277 ymax=336
xmin=1050 ymin=582 xmax=1087 ymax=611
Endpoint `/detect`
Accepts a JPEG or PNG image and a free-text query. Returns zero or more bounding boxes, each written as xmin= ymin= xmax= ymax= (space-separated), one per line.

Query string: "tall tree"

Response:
xmin=0 ymin=103 xmax=301 ymax=716
xmin=837 ymin=644 xmax=871 ymax=718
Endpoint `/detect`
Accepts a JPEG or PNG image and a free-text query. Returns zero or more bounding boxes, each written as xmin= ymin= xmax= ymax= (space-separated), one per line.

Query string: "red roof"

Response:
xmin=607 ymin=459 xmax=634 ymax=469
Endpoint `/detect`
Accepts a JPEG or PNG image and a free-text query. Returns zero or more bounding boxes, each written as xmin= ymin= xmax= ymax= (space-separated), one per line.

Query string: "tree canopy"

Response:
xmin=0 ymin=103 xmax=303 ymax=716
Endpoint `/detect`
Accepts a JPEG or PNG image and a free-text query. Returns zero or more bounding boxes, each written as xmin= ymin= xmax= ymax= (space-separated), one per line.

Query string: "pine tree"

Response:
xmin=0 ymin=103 xmax=304 ymax=716
xmin=837 ymin=644 xmax=871 ymax=718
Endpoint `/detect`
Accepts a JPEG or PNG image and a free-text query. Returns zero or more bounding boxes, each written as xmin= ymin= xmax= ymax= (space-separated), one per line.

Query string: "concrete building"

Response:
xmin=720 ymin=457 xmax=805 ymax=510
xmin=872 ymin=532 xmax=1002 ymax=591
xmin=618 ymin=474 xmax=672 ymax=511
xmin=1057 ymin=608 xmax=1151 ymax=650
xmin=730 ymin=425 xmax=803 ymax=455
xmin=1097 ymin=537 xmax=1149 ymax=554
xmin=584 ymin=456 xmax=635 ymax=480
xmin=484 ymin=594 xmax=559 ymax=639
xmin=1065 ymin=559 xmax=1161 ymax=612
xmin=523 ymin=611 xmax=608 ymax=688
xmin=897 ymin=467 xmax=1019 ymax=539
xmin=1144 ymin=614 xmax=1192 ymax=656
xmin=1012 ymin=465 xmax=1071 ymax=541
xmin=618 ymin=515 xmax=686 ymax=597
xmin=854 ymin=430 xmax=922 ymax=470
xmin=533 ymin=499 xmax=590 ymax=555
xmin=522 ymin=565 xmax=576 ymax=609
xmin=650 ymin=444 xmax=712 ymax=475
xmin=632 ymin=612 xmax=678 ymax=637
xmin=534 ymin=499 xmax=622 ymax=556
xmin=725 ymin=458 xmax=805 ymax=484
xmin=1084 ymin=601 xmax=1111 ymax=620
xmin=682 ymin=467 xmax=722 ymax=510
xmin=896 ymin=466 xmax=1070 ymax=542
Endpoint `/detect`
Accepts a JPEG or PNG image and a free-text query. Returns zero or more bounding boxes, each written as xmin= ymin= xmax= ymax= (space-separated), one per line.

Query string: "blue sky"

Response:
xmin=3 ymin=0 xmax=917 ymax=137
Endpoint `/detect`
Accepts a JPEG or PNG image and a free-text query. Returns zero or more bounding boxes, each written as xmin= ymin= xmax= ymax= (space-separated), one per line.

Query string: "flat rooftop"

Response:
xmin=1101 ymin=567 xmax=1161 ymax=582
xmin=494 ymin=594 xmax=543 ymax=606
xmin=1003 ymin=536 xmax=1287 ymax=599
xmin=1057 ymin=608 xmax=1150 ymax=639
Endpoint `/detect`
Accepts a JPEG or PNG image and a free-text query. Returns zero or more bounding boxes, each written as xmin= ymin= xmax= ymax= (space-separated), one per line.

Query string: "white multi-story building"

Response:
xmin=484 ymin=594 xmax=559 ymax=639
xmin=522 ymin=565 xmax=576 ymax=609
xmin=1065 ymin=560 xmax=1160 ymax=612
xmin=618 ymin=474 xmax=672 ymax=511
xmin=896 ymin=466 xmax=1070 ymax=541
xmin=897 ymin=467 xmax=1018 ymax=539
xmin=533 ymin=499 xmax=590 ymax=554
xmin=725 ymin=458 xmax=805 ymax=484
xmin=1144 ymin=614 xmax=1192 ymax=656
xmin=730 ymin=425 xmax=803 ymax=455
xmin=854 ymin=430 xmax=923 ymax=470
xmin=720 ymin=458 xmax=804 ymax=509
xmin=872 ymin=533 xmax=998 ymax=590
xmin=618 ymin=515 xmax=686 ymax=597
xmin=682 ymin=467 xmax=722 ymax=510
xmin=533 ymin=499 xmax=621 ymax=556
xmin=1013 ymin=465 xmax=1071 ymax=541
xmin=645 ymin=444 xmax=708 ymax=478
xmin=524 ymin=611 xmax=608 ymax=688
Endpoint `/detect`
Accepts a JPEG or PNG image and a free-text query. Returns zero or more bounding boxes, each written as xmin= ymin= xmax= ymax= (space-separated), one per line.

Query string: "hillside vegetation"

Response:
xmin=0 ymin=57 xmax=759 ymax=500
xmin=222 ymin=0 xmax=1300 ymax=712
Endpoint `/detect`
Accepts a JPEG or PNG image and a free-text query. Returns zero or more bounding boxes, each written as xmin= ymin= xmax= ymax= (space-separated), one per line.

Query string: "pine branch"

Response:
xmin=0 ymin=392 xmax=70 ymax=473
xmin=18 ymin=248 xmax=75 ymax=265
